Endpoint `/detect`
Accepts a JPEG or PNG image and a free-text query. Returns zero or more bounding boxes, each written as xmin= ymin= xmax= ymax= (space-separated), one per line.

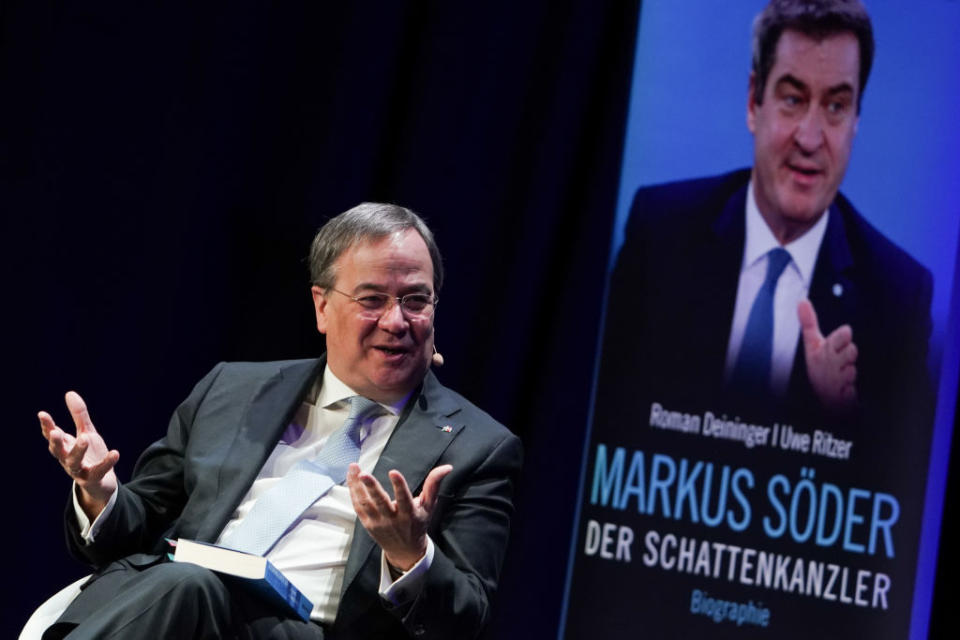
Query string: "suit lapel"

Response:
xmin=196 ymin=358 xmax=324 ymax=541
xmin=807 ymin=202 xmax=856 ymax=331
xmin=789 ymin=203 xmax=857 ymax=396
xmin=339 ymin=371 xmax=464 ymax=597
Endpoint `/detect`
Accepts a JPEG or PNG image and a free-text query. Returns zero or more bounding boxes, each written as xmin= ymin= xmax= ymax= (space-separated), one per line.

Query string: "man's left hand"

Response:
xmin=798 ymin=299 xmax=858 ymax=412
xmin=347 ymin=462 xmax=453 ymax=571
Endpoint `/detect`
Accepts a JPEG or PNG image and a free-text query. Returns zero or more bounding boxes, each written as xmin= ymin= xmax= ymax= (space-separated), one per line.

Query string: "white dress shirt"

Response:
xmin=76 ymin=366 xmax=434 ymax=623
xmin=723 ymin=182 xmax=830 ymax=396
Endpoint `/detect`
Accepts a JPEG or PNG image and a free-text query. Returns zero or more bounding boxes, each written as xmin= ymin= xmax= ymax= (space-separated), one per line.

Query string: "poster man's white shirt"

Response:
xmin=724 ymin=181 xmax=829 ymax=395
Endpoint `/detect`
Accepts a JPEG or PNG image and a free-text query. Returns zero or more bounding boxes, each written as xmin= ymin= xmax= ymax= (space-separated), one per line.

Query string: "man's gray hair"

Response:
xmin=751 ymin=0 xmax=874 ymax=113
xmin=309 ymin=202 xmax=444 ymax=292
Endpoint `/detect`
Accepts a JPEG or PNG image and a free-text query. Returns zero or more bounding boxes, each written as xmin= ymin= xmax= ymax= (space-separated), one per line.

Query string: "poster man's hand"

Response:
xmin=39 ymin=391 xmax=119 ymax=519
xmin=798 ymin=299 xmax=858 ymax=412
xmin=347 ymin=463 xmax=453 ymax=571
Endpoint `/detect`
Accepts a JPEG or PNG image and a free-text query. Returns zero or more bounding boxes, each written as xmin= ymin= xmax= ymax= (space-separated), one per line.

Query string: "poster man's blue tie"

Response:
xmin=730 ymin=247 xmax=791 ymax=393
xmin=223 ymin=395 xmax=381 ymax=556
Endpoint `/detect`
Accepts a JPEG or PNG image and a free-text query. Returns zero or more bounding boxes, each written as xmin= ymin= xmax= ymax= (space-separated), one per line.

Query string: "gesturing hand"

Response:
xmin=798 ymin=299 xmax=858 ymax=412
xmin=347 ymin=463 xmax=453 ymax=572
xmin=39 ymin=391 xmax=120 ymax=519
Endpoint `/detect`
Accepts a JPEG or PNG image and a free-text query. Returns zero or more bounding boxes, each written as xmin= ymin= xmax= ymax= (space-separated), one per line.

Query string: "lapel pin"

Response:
xmin=441 ymin=425 xmax=453 ymax=433
xmin=832 ymin=283 xmax=843 ymax=297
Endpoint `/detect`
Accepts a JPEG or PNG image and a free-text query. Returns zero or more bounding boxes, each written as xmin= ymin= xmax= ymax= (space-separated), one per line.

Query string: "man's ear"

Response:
xmin=746 ymin=71 xmax=758 ymax=134
xmin=311 ymin=286 xmax=329 ymax=334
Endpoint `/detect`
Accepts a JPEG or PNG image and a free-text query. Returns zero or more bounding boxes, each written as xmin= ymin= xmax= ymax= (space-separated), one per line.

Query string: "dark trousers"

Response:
xmin=43 ymin=559 xmax=327 ymax=640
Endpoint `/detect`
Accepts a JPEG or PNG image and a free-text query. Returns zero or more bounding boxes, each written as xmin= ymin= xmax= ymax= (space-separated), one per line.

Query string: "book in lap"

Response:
xmin=169 ymin=538 xmax=314 ymax=622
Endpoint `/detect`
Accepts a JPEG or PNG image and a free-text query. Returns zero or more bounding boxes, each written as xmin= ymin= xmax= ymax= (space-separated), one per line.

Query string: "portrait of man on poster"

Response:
xmin=597 ymin=0 xmax=934 ymax=440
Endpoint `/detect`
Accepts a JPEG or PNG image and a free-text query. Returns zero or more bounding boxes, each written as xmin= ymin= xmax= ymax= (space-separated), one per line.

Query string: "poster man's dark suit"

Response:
xmin=597 ymin=168 xmax=933 ymax=439
xmin=54 ymin=356 xmax=522 ymax=640
xmin=585 ymin=168 xmax=934 ymax=638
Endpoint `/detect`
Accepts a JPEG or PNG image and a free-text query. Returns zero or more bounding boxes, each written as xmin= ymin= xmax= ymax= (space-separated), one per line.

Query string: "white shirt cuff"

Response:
xmin=378 ymin=536 xmax=435 ymax=605
xmin=72 ymin=483 xmax=118 ymax=543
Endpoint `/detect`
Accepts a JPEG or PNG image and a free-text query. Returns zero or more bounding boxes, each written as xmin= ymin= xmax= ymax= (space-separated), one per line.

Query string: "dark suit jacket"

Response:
xmin=64 ymin=357 xmax=522 ymax=640
xmin=597 ymin=168 xmax=933 ymax=441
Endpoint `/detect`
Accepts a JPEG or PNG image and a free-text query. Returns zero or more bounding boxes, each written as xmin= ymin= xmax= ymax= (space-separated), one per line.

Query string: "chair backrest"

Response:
xmin=19 ymin=575 xmax=89 ymax=640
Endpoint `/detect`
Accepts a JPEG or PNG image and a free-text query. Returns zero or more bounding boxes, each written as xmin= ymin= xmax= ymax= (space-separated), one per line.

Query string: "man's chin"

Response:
xmin=782 ymin=207 xmax=824 ymax=223
xmin=778 ymin=192 xmax=832 ymax=225
xmin=367 ymin=366 xmax=428 ymax=400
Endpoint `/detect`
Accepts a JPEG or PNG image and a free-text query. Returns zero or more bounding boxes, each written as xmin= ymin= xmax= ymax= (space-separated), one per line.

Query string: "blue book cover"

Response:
xmin=169 ymin=538 xmax=313 ymax=622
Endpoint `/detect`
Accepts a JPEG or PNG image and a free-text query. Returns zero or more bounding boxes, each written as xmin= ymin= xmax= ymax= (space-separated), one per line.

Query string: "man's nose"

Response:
xmin=377 ymin=299 xmax=409 ymax=333
xmin=794 ymin=107 xmax=825 ymax=153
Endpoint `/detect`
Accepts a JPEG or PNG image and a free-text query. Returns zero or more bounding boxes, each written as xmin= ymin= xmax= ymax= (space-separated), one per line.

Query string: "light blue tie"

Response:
xmin=730 ymin=247 xmax=792 ymax=393
xmin=222 ymin=395 xmax=381 ymax=555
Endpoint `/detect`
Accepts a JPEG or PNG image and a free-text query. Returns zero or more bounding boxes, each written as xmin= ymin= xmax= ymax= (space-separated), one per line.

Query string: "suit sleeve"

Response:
xmin=63 ymin=363 xmax=226 ymax=567
xmin=393 ymin=429 xmax=523 ymax=640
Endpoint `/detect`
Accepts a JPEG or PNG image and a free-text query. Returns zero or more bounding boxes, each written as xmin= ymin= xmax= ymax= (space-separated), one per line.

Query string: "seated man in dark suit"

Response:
xmin=38 ymin=203 xmax=522 ymax=639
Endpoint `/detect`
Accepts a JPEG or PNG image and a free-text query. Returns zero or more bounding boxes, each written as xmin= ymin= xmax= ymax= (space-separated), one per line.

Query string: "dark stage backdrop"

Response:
xmin=0 ymin=1 xmax=956 ymax=639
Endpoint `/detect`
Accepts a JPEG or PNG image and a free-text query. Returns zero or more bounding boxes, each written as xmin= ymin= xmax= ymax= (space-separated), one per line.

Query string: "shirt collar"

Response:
xmin=316 ymin=365 xmax=407 ymax=416
xmin=745 ymin=180 xmax=830 ymax=287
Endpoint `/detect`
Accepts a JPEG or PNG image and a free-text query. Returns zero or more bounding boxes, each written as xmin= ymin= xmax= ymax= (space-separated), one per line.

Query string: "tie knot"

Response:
xmin=765 ymin=247 xmax=791 ymax=285
xmin=347 ymin=395 xmax=382 ymax=423
xmin=339 ymin=396 xmax=381 ymax=449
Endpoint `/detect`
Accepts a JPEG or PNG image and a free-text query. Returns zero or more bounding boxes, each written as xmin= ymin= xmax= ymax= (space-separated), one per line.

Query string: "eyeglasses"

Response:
xmin=328 ymin=288 xmax=438 ymax=318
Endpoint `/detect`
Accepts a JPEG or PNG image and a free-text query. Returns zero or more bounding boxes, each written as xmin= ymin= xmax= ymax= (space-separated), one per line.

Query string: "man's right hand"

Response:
xmin=39 ymin=391 xmax=120 ymax=520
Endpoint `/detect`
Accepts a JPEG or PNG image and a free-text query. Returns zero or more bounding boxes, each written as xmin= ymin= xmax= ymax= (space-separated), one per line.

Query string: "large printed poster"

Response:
xmin=562 ymin=2 xmax=960 ymax=638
